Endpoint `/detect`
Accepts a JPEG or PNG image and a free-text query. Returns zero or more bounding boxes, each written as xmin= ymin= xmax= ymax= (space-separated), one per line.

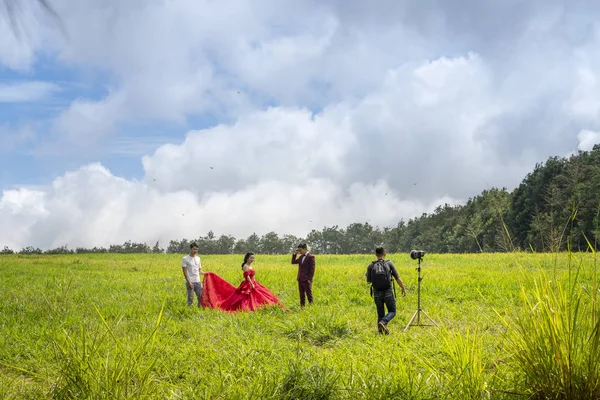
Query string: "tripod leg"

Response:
xmin=404 ymin=309 xmax=420 ymax=332
xmin=420 ymin=310 xmax=439 ymax=327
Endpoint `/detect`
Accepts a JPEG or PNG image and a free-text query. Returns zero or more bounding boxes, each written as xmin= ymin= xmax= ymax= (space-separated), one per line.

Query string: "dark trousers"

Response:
xmin=187 ymin=282 xmax=202 ymax=307
xmin=298 ymin=280 xmax=313 ymax=306
xmin=374 ymin=288 xmax=396 ymax=323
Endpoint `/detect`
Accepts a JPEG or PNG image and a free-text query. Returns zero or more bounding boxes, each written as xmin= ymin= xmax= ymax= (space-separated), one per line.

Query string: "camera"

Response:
xmin=410 ymin=250 xmax=426 ymax=260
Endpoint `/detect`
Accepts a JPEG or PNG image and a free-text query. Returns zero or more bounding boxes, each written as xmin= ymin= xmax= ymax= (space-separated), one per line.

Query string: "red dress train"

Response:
xmin=201 ymin=270 xmax=286 ymax=312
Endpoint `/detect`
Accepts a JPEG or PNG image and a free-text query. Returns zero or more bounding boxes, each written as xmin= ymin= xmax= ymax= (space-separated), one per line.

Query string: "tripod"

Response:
xmin=404 ymin=255 xmax=438 ymax=332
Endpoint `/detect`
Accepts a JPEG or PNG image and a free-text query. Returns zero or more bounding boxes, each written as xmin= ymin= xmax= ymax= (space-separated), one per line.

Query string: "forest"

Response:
xmin=3 ymin=145 xmax=599 ymax=255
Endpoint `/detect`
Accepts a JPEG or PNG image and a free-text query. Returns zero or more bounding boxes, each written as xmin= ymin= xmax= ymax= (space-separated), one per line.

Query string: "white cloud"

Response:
xmin=577 ymin=129 xmax=600 ymax=151
xmin=0 ymin=49 xmax=582 ymax=249
xmin=106 ymin=136 xmax=178 ymax=157
xmin=52 ymin=94 xmax=124 ymax=145
xmin=43 ymin=0 xmax=434 ymax=143
xmin=0 ymin=187 xmax=48 ymax=249
xmin=142 ymin=105 xmax=356 ymax=193
xmin=141 ymin=52 xmax=513 ymax=205
xmin=0 ymin=163 xmax=453 ymax=250
xmin=40 ymin=0 xmax=600 ymax=158
xmin=0 ymin=81 xmax=59 ymax=102
xmin=0 ymin=51 xmax=514 ymax=250
xmin=4 ymin=0 xmax=600 ymax=249
xmin=0 ymin=9 xmax=39 ymax=70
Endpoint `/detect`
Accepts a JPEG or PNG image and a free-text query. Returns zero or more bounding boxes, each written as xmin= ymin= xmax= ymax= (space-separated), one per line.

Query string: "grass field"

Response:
xmin=0 ymin=252 xmax=598 ymax=399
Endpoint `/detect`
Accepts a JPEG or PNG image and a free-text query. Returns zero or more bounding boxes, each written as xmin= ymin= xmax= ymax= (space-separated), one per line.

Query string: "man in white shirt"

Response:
xmin=182 ymin=242 xmax=206 ymax=307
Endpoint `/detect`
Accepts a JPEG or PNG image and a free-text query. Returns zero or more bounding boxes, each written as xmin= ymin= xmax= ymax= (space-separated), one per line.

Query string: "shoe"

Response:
xmin=378 ymin=321 xmax=389 ymax=335
xmin=377 ymin=323 xmax=383 ymax=334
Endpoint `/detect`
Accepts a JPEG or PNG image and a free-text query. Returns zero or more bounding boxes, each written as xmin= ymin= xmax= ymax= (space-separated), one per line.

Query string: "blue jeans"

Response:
xmin=187 ymin=282 xmax=202 ymax=307
xmin=373 ymin=288 xmax=396 ymax=324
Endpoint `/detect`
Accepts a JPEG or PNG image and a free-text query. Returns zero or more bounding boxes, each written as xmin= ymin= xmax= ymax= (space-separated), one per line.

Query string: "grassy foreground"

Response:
xmin=0 ymin=252 xmax=598 ymax=399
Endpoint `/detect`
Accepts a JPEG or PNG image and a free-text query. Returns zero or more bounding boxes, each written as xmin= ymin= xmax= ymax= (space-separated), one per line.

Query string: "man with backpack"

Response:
xmin=366 ymin=247 xmax=406 ymax=334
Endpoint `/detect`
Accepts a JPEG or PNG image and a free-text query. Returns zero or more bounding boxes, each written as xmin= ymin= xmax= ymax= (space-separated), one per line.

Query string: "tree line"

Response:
xmin=2 ymin=145 xmax=599 ymax=255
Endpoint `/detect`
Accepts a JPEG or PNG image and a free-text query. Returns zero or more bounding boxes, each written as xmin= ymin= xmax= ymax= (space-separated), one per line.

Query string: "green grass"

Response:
xmin=0 ymin=252 xmax=598 ymax=399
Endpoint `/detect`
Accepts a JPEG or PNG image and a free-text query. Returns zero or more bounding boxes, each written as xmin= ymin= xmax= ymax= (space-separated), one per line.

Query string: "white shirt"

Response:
xmin=300 ymin=252 xmax=309 ymax=264
xmin=182 ymin=254 xmax=202 ymax=283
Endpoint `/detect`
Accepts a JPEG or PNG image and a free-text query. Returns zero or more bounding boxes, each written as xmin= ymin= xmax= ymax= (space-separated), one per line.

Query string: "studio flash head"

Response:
xmin=410 ymin=249 xmax=426 ymax=260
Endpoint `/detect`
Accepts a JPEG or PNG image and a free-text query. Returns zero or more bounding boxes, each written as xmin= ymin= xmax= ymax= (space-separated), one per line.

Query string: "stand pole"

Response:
xmin=404 ymin=256 xmax=438 ymax=332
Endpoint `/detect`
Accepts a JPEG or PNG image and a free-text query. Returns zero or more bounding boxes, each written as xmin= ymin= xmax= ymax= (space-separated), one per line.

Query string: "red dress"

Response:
xmin=201 ymin=269 xmax=286 ymax=312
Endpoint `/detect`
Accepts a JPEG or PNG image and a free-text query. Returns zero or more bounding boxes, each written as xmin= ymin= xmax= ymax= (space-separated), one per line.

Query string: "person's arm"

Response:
xmin=291 ymin=250 xmax=300 ymax=264
xmin=182 ymin=259 xmax=193 ymax=289
xmin=307 ymin=255 xmax=315 ymax=279
xmin=395 ymin=277 xmax=406 ymax=296
xmin=388 ymin=261 xmax=406 ymax=296
xmin=366 ymin=264 xmax=372 ymax=283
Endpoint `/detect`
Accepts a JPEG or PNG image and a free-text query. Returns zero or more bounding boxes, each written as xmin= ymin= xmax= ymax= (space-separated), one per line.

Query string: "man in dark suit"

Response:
xmin=291 ymin=243 xmax=316 ymax=307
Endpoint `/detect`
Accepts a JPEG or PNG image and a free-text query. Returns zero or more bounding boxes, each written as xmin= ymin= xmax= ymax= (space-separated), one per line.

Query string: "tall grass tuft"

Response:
xmin=50 ymin=301 xmax=166 ymax=399
xmin=506 ymin=252 xmax=600 ymax=399
xmin=435 ymin=327 xmax=489 ymax=400
xmin=277 ymin=360 xmax=340 ymax=399
xmin=352 ymin=359 xmax=436 ymax=400
xmin=279 ymin=312 xmax=354 ymax=347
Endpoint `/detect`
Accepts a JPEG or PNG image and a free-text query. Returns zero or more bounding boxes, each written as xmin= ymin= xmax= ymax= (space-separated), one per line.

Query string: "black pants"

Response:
xmin=298 ymin=280 xmax=313 ymax=306
xmin=374 ymin=288 xmax=396 ymax=323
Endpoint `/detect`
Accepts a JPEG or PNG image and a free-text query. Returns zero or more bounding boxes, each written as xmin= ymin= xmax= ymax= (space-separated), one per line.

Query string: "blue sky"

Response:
xmin=1 ymin=0 xmax=600 ymax=250
xmin=0 ymin=52 xmax=222 ymax=188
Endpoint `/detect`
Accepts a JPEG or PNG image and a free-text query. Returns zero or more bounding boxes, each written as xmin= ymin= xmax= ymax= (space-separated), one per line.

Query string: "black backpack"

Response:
xmin=370 ymin=260 xmax=392 ymax=291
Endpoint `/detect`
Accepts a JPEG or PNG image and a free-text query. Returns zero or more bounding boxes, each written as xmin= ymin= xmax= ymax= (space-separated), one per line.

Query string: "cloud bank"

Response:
xmin=2 ymin=0 xmax=600 ymax=250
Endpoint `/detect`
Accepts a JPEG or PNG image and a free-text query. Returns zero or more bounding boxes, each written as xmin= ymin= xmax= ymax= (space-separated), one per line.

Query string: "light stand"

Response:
xmin=404 ymin=254 xmax=438 ymax=332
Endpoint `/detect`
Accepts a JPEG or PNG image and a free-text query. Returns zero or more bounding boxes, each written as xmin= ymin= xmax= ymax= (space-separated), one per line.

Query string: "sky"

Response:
xmin=1 ymin=0 xmax=600 ymax=250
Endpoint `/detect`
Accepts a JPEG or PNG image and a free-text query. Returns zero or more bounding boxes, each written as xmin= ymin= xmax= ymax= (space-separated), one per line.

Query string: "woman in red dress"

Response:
xmin=201 ymin=252 xmax=286 ymax=312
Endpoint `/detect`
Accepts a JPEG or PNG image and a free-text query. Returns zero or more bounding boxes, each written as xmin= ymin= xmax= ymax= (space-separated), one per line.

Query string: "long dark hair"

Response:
xmin=241 ymin=252 xmax=255 ymax=270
